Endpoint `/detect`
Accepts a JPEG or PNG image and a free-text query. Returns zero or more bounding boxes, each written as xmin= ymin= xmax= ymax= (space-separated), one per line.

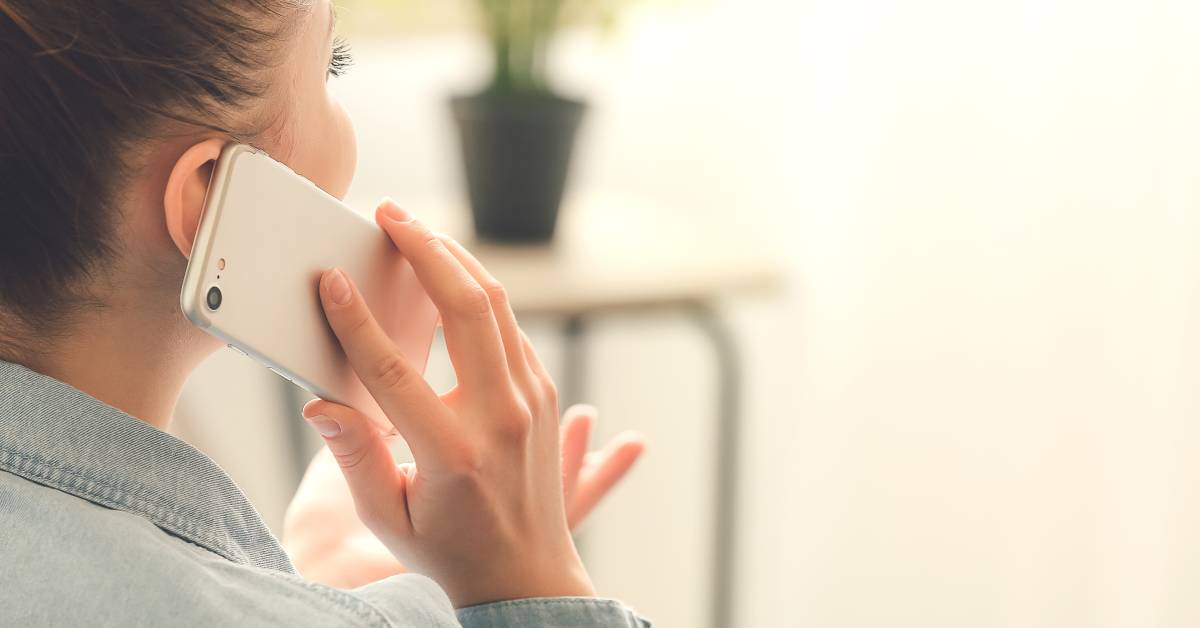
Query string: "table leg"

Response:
xmin=560 ymin=314 xmax=590 ymax=560
xmin=561 ymin=314 xmax=588 ymax=407
xmin=558 ymin=304 xmax=743 ymax=628
xmin=687 ymin=302 xmax=743 ymax=628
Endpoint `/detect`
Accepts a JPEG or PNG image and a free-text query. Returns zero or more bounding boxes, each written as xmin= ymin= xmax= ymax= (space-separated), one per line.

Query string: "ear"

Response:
xmin=164 ymin=138 xmax=225 ymax=257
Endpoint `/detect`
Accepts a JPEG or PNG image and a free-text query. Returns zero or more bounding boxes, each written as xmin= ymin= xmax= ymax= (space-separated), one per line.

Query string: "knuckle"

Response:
xmin=343 ymin=306 xmax=373 ymax=336
xmin=370 ymin=352 xmax=412 ymax=391
xmin=541 ymin=377 xmax=560 ymax=413
xmin=453 ymin=284 xmax=493 ymax=321
xmin=482 ymin=279 xmax=509 ymax=310
xmin=445 ymin=441 xmax=485 ymax=480
xmin=520 ymin=384 xmax=542 ymax=417
xmin=331 ymin=443 xmax=371 ymax=472
xmin=495 ymin=398 xmax=533 ymax=441
xmin=416 ymin=227 xmax=445 ymax=254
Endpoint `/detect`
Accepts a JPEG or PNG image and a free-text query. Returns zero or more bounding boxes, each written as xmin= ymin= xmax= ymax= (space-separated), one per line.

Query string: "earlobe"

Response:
xmin=164 ymin=138 xmax=224 ymax=257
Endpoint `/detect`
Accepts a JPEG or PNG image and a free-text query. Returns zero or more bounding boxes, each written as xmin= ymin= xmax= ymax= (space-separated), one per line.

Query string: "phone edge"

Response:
xmin=179 ymin=143 xmax=259 ymax=331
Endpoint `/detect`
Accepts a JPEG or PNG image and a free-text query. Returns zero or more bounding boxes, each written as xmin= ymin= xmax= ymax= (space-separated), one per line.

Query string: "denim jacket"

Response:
xmin=0 ymin=360 xmax=648 ymax=627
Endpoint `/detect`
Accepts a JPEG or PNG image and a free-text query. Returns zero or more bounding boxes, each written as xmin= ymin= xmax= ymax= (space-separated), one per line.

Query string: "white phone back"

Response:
xmin=181 ymin=143 xmax=438 ymax=429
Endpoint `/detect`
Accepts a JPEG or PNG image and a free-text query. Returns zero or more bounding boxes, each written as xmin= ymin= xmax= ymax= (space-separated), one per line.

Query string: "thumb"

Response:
xmin=303 ymin=399 xmax=410 ymax=533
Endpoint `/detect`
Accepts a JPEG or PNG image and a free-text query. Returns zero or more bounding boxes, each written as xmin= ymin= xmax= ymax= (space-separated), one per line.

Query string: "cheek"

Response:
xmin=328 ymin=101 xmax=357 ymax=199
xmin=286 ymin=97 xmax=358 ymax=201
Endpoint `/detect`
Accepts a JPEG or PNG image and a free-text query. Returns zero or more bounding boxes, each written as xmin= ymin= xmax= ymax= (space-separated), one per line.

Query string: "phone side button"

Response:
xmin=267 ymin=366 xmax=293 ymax=383
xmin=227 ymin=344 xmax=248 ymax=357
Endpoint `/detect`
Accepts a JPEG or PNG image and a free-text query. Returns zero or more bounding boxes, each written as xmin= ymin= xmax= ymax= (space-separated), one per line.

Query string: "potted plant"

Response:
xmin=452 ymin=0 xmax=605 ymax=242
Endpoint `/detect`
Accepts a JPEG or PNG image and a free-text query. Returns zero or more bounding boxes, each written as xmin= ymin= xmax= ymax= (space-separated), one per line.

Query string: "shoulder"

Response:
xmin=0 ymin=471 xmax=458 ymax=627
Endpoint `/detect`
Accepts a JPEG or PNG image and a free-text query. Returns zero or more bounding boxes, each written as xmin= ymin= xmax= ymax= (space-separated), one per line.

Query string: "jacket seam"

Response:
xmin=262 ymin=570 xmax=397 ymax=627
xmin=0 ymin=447 xmax=250 ymax=565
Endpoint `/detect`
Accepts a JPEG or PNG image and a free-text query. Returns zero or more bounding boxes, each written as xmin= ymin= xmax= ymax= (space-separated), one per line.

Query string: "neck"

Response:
xmin=18 ymin=300 xmax=218 ymax=431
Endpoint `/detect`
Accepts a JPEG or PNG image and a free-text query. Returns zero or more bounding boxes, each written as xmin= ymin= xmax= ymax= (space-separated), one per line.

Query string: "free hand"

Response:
xmin=559 ymin=404 xmax=644 ymax=529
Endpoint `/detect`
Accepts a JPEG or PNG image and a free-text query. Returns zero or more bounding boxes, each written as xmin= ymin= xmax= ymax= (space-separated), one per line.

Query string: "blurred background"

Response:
xmin=174 ymin=0 xmax=1200 ymax=626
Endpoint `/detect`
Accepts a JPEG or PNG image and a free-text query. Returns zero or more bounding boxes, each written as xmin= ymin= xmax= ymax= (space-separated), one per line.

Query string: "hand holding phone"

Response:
xmin=180 ymin=144 xmax=438 ymax=430
xmin=301 ymin=201 xmax=596 ymax=608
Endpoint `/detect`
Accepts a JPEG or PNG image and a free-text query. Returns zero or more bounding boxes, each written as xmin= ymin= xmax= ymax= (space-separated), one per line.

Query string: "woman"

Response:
xmin=0 ymin=1 xmax=648 ymax=625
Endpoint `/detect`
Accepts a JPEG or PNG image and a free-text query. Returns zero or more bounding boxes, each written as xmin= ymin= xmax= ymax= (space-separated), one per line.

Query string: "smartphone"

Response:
xmin=180 ymin=143 xmax=438 ymax=430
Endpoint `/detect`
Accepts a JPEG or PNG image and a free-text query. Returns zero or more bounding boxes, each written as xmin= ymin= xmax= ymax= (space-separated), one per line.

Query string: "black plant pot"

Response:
xmin=451 ymin=94 xmax=586 ymax=242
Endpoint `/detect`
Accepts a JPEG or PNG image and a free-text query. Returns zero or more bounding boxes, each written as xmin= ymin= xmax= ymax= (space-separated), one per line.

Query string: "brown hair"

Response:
xmin=0 ymin=1 xmax=307 ymax=347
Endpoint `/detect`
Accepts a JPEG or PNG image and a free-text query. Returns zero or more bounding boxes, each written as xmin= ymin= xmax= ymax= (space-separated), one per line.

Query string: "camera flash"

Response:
xmin=217 ymin=258 xmax=226 ymax=271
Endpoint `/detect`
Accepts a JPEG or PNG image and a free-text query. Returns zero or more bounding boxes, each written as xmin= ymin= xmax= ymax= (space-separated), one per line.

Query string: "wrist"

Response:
xmin=447 ymin=549 xmax=595 ymax=608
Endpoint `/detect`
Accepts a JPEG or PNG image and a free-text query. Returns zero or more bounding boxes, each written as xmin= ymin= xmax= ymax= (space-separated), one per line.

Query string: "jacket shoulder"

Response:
xmin=0 ymin=471 xmax=458 ymax=627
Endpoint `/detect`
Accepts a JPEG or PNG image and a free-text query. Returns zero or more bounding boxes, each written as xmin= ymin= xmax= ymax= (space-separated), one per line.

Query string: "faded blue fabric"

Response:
xmin=0 ymin=360 xmax=649 ymax=627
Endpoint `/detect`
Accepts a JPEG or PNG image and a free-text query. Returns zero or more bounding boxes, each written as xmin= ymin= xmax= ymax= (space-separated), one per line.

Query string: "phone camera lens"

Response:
xmin=206 ymin=286 xmax=223 ymax=311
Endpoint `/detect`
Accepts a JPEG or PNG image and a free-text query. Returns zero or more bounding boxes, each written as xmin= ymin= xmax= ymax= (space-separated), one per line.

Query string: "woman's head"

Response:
xmin=0 ymin=0 xmax=355 ymax=359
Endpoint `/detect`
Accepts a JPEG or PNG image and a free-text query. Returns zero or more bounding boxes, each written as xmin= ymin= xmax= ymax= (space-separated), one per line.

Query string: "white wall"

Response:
xmin=676 ymin=1 xmax=1200 ymax=626
xmin=178 ymin=1 xmax=1200 ymax=626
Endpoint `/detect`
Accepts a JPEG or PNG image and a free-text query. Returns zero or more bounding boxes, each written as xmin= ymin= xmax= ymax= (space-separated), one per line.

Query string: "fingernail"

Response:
xmin=380 ymin=200 xmax=413 ymax=223
xmin=306 ymin=415 xmax=341 ymax=437
xmin=326 ymin=269 xmax=352 ymax=305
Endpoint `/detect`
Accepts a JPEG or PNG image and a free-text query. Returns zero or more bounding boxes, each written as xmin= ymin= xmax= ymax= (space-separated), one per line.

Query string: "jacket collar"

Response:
xmin=0 ymin=360 xmax=294 ymax=573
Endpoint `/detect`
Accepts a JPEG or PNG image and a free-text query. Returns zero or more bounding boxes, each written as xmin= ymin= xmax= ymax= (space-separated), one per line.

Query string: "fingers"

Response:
xmin=302 ymin=398 xmax=409 ymax=531
xmin=567 ymin=431 xmax=646 ymax=528
xmin=519 ymin=331 xmax=560 ymax=431
xmin=520 ymin=330 xmax=556 ymax=399
xmin=318 ymin=268 xmax=456 ymax=466
xmin=560 ymin=405 xmax=595 ymax=502
xmin=439 ymin=236 xmax=532 ymax=386
xmin=373 ymin=200 xmax=511 ymax=397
